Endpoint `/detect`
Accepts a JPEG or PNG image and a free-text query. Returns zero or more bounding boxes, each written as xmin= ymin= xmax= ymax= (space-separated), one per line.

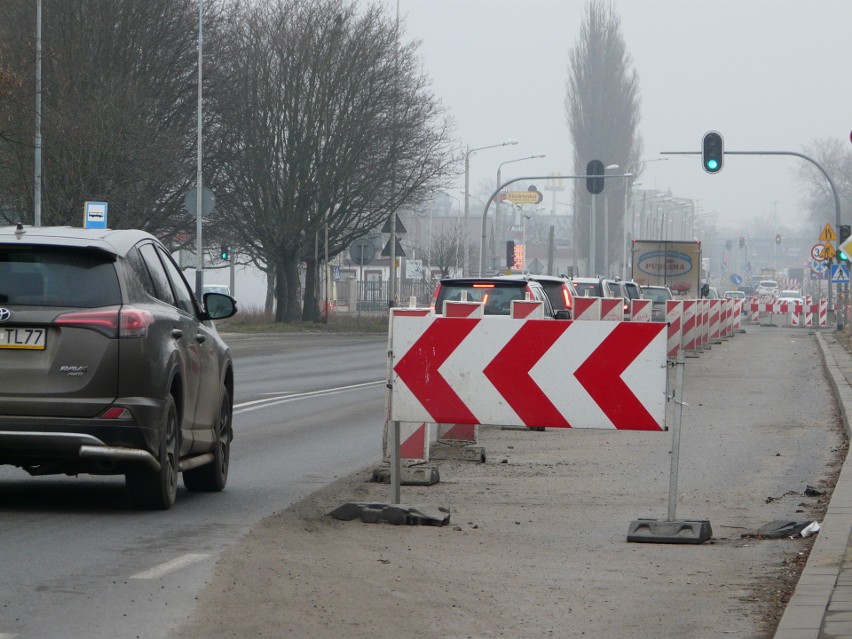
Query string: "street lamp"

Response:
xmin=463 ymin=139 xmax=518 ymax=274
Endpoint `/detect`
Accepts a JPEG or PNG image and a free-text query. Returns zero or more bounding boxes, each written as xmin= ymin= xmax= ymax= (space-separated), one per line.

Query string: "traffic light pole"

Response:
xmin=478 ymin=173 xmax=632 ymax=277
xmin=661 ymin=149 xmax=843 ymax=329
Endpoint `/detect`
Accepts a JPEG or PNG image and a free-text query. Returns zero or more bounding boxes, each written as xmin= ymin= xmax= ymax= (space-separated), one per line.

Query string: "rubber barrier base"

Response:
xmin=626 ymin=518 xmax=712 ymax=544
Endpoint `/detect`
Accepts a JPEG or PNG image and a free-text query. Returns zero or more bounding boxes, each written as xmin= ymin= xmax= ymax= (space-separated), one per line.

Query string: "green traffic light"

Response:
xmin=706 ymin=159 xmax=718 ymax=171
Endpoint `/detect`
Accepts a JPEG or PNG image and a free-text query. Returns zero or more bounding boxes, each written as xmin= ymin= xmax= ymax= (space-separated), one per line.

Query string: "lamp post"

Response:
xmin=464 ymin=140 xmax=518 ymax=275
xmin=34 ymin=0 xmax=42 ymax=226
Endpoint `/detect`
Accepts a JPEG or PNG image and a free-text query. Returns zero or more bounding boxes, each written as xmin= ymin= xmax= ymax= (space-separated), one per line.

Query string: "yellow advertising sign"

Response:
xmin=505 ymin=191 xmax=543 ymax=204
xmin=819 ymin=224 xmax=837 ymax=241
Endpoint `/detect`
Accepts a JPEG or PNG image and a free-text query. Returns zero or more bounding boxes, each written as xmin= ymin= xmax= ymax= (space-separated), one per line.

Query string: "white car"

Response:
xmin=778 ymin=289 xmax=804 ymax=309
xmin=724 ymin=290 xmax=746 ymax=299
xmin=756 ymin=280 xmax=779 ymax=297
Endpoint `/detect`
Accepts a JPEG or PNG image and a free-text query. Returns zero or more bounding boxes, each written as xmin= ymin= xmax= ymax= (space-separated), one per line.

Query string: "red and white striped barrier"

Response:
xmin=709 ymin=299 xmax=722 ymax=344
xmin=384 ymin=422 xmax=430 ymax=462
xmin=573 ymin=297 xmax=601 ymax=320
xmin=666 ymin=300 xmax=683 ymax=359
xmin=445 ymin=300 xmax=485 ymax=318
xmin=682 ymin=299 xmax=699 ymax=354
xmin=631 ymin=299 xmax=653 ymax=322
xmin=436 ymin=422 xmax=477 ymax=445
xmin=732 ymin=300 xmax=743 ymax=332
xmin=601 ymin=298 xmax=624 ymax=322
xmin=820 ymin=299 xmax=828 ymax=326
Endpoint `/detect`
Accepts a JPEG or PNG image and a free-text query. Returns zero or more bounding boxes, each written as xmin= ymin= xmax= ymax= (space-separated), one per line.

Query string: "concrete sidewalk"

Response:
xmin=775 ymin=332 xmax=852 ymax=639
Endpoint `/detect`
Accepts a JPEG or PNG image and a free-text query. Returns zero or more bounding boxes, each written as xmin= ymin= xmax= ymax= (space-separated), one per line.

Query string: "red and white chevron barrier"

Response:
xmin=392 ymin=315 xmax=668 ymax=430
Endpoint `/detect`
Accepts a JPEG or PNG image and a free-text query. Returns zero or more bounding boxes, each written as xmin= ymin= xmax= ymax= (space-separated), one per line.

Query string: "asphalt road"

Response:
xmin=0 ymin=333 xmax=388 ymax=639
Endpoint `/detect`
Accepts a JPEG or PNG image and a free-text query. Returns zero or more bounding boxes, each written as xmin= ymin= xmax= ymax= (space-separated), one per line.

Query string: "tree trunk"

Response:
xmin=265 ymin=267 xmax=276 ymax=316
xmin=303 ymin=256 xmax=319 ymax=323
xmin=274 ymin=250 xmax=303 ymax=322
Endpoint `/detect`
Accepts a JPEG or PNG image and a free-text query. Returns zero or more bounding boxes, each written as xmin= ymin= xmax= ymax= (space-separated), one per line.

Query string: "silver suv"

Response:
xmin=0 ymin=225 xmax=237 ymax=509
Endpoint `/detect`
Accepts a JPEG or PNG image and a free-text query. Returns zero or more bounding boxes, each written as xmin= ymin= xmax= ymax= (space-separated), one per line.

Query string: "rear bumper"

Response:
xmin=0 ymin=396 xmax=163 ymax=474
xmin=0 ymin=430 xmax=159 ymax=471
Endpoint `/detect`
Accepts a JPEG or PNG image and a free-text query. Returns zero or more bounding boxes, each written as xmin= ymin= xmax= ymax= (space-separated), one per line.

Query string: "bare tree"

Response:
xmin=0 ymin=0 xmax=232 ymax=236
xmin=211 ymin=0 xmax=456 ymax=322
xmin=798 ymin=137 xmax=852 ymax=230
xmin=565 ymin=0 xmax=643 ymax=276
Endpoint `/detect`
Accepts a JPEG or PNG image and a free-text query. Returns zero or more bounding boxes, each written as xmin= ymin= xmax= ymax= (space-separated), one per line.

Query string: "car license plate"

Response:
xmin=0 ymin=327 xmax=47 ymax=350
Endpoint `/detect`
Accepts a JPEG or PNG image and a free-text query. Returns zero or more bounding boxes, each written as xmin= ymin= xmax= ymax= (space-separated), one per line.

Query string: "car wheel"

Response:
xmin=126 ymin=393 xmax=179 ymax=510
xmin=183 ymin=386 xmax=231 ymax=492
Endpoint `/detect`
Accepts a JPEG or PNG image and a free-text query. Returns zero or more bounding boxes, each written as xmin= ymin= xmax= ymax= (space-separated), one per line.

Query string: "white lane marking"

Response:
xmin=234 ymin=380 xmax=384 ymax=415
xmin=130 ymin=553 xmax=210 ymax=580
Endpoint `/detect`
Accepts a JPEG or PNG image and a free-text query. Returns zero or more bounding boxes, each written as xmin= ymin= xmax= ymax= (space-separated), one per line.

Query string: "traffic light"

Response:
xmin=775 ymin=234 xmax=781 ymax=245
xmin=220 ymin=244 xmax=230 ymax=261
xmin=739 ymin=236 xmax=745 ymax=249
xmin=586 ymin=159 xmax=605 ymax=194
xmin=839 ymin=225 xmax=851 ymax=261
xmin=506 ymin=240 xmax=515 ymax=268
xmin=702 ymin=131 xmax=723 ymax=174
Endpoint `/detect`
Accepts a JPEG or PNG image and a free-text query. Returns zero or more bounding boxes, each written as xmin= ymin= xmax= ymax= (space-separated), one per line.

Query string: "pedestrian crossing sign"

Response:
xmin=831 ymin=263 xmax=849 ymax=283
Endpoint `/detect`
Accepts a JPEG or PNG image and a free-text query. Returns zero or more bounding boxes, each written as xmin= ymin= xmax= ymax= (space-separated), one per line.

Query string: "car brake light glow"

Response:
xmin=472 ymin=283 xmax=495 ymax=288
xmin=562 ymin=288 xmax=572 ymax=309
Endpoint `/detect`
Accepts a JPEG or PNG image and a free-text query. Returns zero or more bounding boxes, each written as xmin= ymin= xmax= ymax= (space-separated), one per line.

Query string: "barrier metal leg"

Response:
xmin=627 ymin=352 xmax=712 ymax=544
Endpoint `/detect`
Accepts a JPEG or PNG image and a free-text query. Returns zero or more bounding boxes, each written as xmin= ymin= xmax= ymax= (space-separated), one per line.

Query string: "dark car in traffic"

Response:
xmin=431 ymin=276 xmax=564 ymax=318
xmin=0 ymin=225 xmax=237 ymax=509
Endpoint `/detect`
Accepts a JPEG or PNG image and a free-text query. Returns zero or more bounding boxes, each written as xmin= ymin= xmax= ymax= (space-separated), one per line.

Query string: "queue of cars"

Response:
xmin=431 ymin=274 xmax=657 ymax=322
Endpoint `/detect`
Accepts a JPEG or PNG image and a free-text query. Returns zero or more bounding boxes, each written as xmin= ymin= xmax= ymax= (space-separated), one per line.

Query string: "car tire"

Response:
xmin=183 ymin=386 xmax=231 ymax=493
xmin=126 ymin=393 xmax=179 ymax=510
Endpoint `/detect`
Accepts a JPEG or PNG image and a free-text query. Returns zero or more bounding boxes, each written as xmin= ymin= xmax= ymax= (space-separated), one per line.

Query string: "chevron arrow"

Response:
xmin=393 ymin=318 xmax=480 ymax=424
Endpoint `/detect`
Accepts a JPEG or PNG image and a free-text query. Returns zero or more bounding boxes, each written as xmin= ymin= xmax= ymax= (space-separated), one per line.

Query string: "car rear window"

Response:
xmin=538 ymin=281 xmax=570 ymax=311
xmin=0 ymin=247 xmax=121 ymax=307
xmin=572 ymin=282 xmax=601 ymax=297
xmin=436 ymin=283 xmax=527 ymax=315
xmin=642 ymin=288 xmax=672 ymax=303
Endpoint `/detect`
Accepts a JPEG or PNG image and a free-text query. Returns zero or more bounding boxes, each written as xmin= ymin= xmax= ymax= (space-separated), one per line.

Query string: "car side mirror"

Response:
xmin=204 ymin=292 xmax=238 ymax=320
xmin=555 ymin=310 xmax=572 ymax=320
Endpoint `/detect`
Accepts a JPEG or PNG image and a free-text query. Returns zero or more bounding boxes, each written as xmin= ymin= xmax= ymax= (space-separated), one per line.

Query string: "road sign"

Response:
xmin=184 ymin=186 xmax=215 ymax=218
xmin=811 ymin=259 xmax=828 ymax=274
xmin=505 ymin=190 xmax=543 ymax=204
xmin=820 ymin=223 xmax=837 ymax=241
xmin=812 ymin=243 xmax=826 ymax=261
xmin=840 ymin=234 xmax=852 ymax=262
xmin=391 ymin=316 xmax=667 ymax=430
xmin=823 ymin=241 xmax=836 ymax=259
xmin=831 ymin=263 xmax=850 ymax=283
xmin=349 ymin=238 xmax=375 ymax=264
xmin=382 ymin=236 xmax=405 ymax=257
xmin=730 ymin=274 xmax=743 ymax=285
xmin=84 ymin=201 xmax=108 ymax=229
xmin=381 ymin=214 xmax=406 ymax=234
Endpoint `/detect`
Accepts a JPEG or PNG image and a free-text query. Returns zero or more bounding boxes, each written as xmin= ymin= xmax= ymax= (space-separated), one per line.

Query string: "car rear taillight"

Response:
xmin=430 ymin=284 xmax=441 ymax=311
xmin=55 ymin=306 xmax=153 ymax=338
xmin=473 ymin=283 xmax=495 ymax=288
xmin=119 ymin=308 xmax=154 ymax=337
xmin=562 ymin=287 xmax=572 ymax=309
xmin=99 ymin=406 xmax=132 ymax=420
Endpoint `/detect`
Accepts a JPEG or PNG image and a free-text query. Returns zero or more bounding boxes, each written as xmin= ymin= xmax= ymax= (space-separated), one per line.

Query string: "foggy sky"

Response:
xmin=386 ymin=0 xmax=852 ymax=235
